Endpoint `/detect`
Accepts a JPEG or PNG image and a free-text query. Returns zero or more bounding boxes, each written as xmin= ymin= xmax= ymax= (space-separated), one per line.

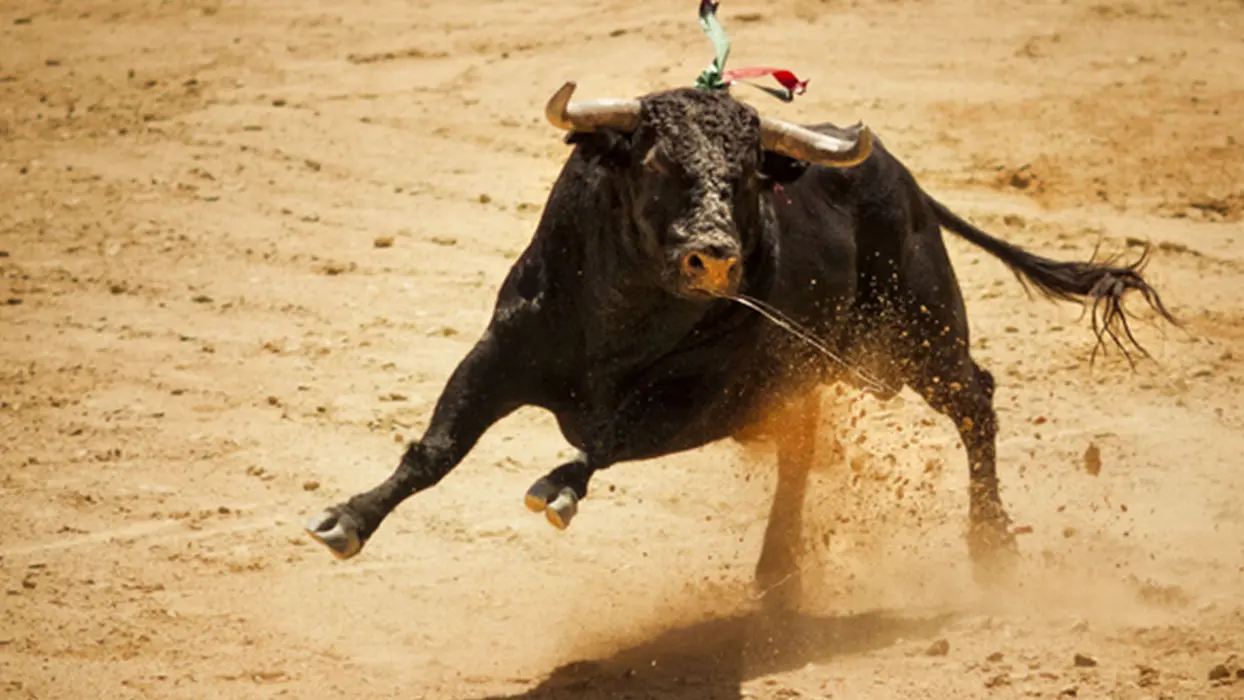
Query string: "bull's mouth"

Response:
xmin=679 ymin=286 xmax=726 ymax=301
xmin=678 ymin=278 xmax=741 ymax=302
xmin=679 ymin=280 xmax=739 ymax=300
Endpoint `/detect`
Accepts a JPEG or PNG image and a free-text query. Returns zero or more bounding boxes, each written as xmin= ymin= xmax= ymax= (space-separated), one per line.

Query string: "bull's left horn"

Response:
xmin=759 ymin=116 xmax=873 ymax=168
xmin=545 ymin=81 xmax=641 ymax=133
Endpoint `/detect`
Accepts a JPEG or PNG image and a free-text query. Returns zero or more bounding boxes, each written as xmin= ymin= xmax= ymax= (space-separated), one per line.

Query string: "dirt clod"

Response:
xmin=1073 ymin=653 xmax=1097 ymax=668
xmin=984 ymin=672 xmax=1011 ymax=688
xmin=1083 ymin=444 xmax=1102 ymax=476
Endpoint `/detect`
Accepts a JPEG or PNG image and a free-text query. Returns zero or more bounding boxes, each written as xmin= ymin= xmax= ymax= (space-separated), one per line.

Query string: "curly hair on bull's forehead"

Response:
xmin=639 ymin=88 xmax=761 ymax=177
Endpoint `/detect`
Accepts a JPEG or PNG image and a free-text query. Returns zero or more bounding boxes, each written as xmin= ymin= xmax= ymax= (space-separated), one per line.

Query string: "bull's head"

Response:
xmin=546 ymin=81 xmax=872 ymax=301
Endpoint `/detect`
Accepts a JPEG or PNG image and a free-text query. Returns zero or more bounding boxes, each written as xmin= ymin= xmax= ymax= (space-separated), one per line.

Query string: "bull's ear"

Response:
xmin=565 ymin=129 xmax=633 ymax=170
xmin=759 ymin=150 xmax=809 ymax=185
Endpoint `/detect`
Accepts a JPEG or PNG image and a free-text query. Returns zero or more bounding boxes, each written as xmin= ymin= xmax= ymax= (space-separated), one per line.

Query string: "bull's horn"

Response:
xmin=545 ymin=81 xmax=641 ymax=133
xmin=759 ymin=116 xmax=873 ymax=168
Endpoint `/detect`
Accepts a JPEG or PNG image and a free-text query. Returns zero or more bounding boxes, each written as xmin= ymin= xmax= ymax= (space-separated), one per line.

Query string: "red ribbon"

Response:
xmin=721 ymin=67 xmax=808 ymax=97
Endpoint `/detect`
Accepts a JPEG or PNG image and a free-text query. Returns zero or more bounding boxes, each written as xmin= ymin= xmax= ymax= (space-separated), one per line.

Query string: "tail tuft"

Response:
xmin=1069 ymin=242 xmax=1178 ymax=367
xmin=930 ymin=198 xmax=1178 ymax=367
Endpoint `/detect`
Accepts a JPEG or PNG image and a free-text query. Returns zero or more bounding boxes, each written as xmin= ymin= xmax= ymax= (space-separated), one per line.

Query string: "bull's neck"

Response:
xmin=578 ymin=216 xmax=708 ymax=374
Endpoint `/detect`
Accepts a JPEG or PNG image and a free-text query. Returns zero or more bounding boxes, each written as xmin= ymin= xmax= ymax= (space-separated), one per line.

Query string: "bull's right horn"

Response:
xmin=545 ymin=81 xmax=641 ymax=133
xmin=759 ymin=116 xmax=874 ymax=168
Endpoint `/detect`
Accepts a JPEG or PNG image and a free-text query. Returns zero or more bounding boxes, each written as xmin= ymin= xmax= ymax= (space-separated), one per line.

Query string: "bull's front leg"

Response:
xmin=752 ymin=392 xmax=819 ymax=608
xmin=304 ymin=328 xmax=526 ymax=559
xmin=523 ymin=452 xmax=594 ymax=530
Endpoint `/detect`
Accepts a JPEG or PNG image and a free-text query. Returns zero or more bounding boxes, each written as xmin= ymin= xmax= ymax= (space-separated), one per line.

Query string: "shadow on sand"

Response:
xmin=473 ymin=607 xmax=955 ymax=700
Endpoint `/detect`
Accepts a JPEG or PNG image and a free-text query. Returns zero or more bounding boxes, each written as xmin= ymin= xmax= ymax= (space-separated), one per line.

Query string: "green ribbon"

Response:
xmin=694 ymin=1 xmax=731 ymax=91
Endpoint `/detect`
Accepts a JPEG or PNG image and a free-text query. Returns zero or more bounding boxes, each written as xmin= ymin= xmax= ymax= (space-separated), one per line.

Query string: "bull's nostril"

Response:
xmin=680 ymin=251 xmax=740 ymax=295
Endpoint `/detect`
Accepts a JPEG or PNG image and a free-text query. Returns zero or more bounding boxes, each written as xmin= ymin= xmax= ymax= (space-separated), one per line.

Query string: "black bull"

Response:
xmin=304 ymin=82 xmax=1173 ymax=597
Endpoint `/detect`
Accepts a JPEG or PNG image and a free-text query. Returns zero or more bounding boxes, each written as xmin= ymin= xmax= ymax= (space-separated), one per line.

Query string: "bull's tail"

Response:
xmin=928 ymin=197 xmax=1178 ymax=366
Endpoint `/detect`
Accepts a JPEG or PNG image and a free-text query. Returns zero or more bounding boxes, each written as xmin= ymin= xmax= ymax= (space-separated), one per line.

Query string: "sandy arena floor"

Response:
xmin=2 ymin=0 xmax=1243 ymax=698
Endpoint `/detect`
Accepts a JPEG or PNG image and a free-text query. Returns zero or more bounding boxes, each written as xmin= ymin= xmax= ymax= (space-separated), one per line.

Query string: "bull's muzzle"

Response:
xmin=679 ymin=251 xmax=741 ymax=298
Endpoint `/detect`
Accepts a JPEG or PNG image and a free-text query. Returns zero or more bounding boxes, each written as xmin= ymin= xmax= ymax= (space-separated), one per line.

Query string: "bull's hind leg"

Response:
xmin=881 ymin=200 xmax=1017 ymax=580
xmin=752 ymin=392 xmax=819 ymax=608
xmin=905 ymin=347 xmax=1016 ymax=576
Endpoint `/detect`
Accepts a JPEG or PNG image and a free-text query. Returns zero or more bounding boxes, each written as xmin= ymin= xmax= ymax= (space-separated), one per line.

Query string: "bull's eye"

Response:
xmin=642 ymin=148 xmax=669 ymax=175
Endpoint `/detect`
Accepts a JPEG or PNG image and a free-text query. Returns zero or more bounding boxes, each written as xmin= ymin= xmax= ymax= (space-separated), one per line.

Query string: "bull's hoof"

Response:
xmin=524 ymin=478 xmax=579 ymax=530
xmin=968 ymin=519 xmax=1019 ymax=586
xmin=524 ymin=477 xmax=560 ymax=513
xmin=545 ymin=488 xmax=579 ymax=530
xmin=752 ymin=564 xmax=804 ymax=610
xmin=304 ymin=508 xmax=364 ymax=560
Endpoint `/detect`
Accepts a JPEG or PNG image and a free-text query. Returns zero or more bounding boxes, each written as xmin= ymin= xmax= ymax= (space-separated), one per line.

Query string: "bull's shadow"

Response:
xmin=472 ymin=606 xmax=954 ymax=700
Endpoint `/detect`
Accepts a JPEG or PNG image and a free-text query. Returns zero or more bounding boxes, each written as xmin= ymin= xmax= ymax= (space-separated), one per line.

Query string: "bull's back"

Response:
xmin=771 ymin=137 xmax=938 ymax=312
